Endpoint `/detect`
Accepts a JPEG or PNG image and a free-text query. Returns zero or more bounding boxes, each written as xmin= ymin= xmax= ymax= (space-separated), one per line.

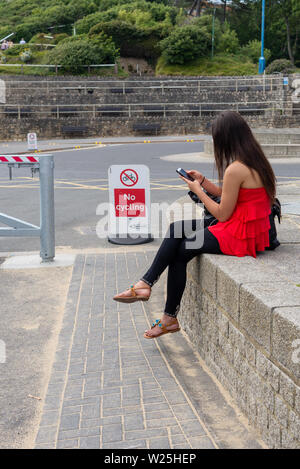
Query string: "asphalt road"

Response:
xmin=0 ymin=141 xmax=299 ymax=253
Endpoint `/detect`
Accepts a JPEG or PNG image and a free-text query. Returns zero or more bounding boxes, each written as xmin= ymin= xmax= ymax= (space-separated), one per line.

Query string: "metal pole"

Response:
xmin=258 ymin=0 xmax=266 ymax=74
xmin=39 ymin=154 xmax=55 ymax=262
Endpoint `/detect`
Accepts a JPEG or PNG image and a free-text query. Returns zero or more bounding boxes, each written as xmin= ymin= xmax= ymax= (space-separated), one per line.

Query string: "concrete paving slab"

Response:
xmin=33 ymin=251 xmax=264 ymax=449
xmin=0 ymin=264 xmax=72 ymax=449
xmin=1 ymin=254 xmax=76 ymax=270
xmin=161 ymin=152 xmax=212 ymax=163
xmin=282 ymin=202 xmax=300 ymax=216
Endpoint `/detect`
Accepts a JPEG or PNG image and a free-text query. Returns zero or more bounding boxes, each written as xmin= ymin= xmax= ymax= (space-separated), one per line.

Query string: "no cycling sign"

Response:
xmin=120 ymin=168 xmax=139 ymax=187
xmin=108 ymin=165 xmax=153 ymax=245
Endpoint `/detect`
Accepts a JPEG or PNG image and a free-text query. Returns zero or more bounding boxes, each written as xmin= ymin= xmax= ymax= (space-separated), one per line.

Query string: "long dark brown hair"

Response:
xmin=211 ymin=111 xmax=276 ymax=204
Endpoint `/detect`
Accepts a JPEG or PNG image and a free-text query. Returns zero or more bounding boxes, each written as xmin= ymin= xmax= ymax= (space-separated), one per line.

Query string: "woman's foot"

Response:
xmin=144 ymin=314 xmax=180 ymax=339
xmin=113 ymin=280 xmax=151 ymax=303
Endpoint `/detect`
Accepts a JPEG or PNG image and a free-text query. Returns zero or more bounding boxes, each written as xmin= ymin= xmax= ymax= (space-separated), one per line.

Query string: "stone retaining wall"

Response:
xmin=179 ymin=252 xmax=300 ymax=449
xmin=1 ymin=74 xmax=299 ymax=140
xmin=204 ymin=139 xmax=300 ymax=158
xmin=1 ymin=114 xmax=299 ymax=141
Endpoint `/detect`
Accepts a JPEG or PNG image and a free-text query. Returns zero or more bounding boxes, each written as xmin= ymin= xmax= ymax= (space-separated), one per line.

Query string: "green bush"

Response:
xmin=47 ymin=34 xmax=119 ymax=73
xmin=90 ymin=20 xmax=143 ymax=45
xmin=4 ymin=44 xmax=27 ymax=56
xmin=217 ymin=23 xmax=239 ymax=54
xmin=145 ymin=0 xmax=169 ymax=4
xmin=53 ymin=33 xmax=69 ymax=44
xmin=67 ymin=0 xmax=98 ymax=22
xmin=75 ymin=11 xmax=117 ymax=34
xmin=15 ymin=21 xmax=46 ymax=42
xmin=265 ymin=59 xmax=296 ymax=74
xmin=241 ymin=40 xmax=271 ymax=64
xmin=29 ymin=33 xmax=49 ymax=44
xmin=0 ymin=26 xmax=13 ymax=41
xmin=29 ymin=33 xmax=54 ymax=48
xmin=160 ymin=25 xmax=210 ymax=65
xmin=97 ymin=0 xmax=131 ymax=11
xmin=148 ymin=3 xmax=177 ymax=24
xmin=118 ymin=9 xmax=153 ymax=28
xmin=90 ymin=20 xmax=165 ymax=60
xmin=42 ymin=5 xmax=72 ymax=26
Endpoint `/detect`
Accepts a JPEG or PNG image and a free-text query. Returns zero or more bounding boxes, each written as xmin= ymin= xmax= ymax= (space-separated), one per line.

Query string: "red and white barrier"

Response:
xmin=0 ymin=155 xmax=39 ymax=163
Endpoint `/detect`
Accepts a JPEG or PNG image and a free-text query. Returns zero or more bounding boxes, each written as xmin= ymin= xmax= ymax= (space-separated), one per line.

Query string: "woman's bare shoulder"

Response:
xmin=225 ymin=160 xmax=249 ymax=175
xmin=227 ymin=160 xmax=263 ymax=187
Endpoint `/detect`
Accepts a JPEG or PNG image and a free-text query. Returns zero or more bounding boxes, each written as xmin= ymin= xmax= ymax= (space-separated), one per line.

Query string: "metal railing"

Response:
xmin=0 ymin=101 xmax=286 ymax=119
xmin=2 ymin=75 xmax=284 ymax=93
xmin=0 ymin=154 xmax=55 ymax=262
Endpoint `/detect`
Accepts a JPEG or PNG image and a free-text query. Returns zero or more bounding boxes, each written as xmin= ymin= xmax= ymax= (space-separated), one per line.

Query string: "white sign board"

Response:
xmin=0 ymin=339 xmax=6 ymax=364
xmin=0 ymin=79 xmax=6 ymax=104
xmin=27 ymin=132 xmax=37 ymax=151
xmin=108 ymin=165 xmax=152 ymax=244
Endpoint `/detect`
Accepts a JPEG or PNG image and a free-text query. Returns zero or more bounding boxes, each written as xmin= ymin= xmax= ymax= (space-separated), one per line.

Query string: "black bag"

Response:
xmin=188 ymin=189 xmax=281 ymax=250
xmin=266 ymin=198 xmax=281 ymax=250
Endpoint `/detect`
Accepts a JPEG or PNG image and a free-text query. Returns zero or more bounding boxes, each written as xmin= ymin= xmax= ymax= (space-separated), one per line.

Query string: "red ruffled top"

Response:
xmin=208 ymin=187 xmax=271 ymax=258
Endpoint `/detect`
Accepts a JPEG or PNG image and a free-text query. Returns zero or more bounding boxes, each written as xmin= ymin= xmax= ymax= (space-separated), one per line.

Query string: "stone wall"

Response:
xmin=1 ymin=114 xmax=300 ymax=142
xmin=179 ymin=253 xmax=300 ymax=449
xmin=1 ymin=74 xmax=299 ymax=140
xmin=204 ymin=138 xmax=300 ymax=158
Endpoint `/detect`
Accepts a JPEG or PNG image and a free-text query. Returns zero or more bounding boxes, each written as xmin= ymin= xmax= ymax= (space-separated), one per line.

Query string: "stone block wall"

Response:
xmin=179 ymin=253 xmax=300 ymax=449
xmin=204 ymin=139 xmax=300 ymax=158
xmin=0 ymin=74 xmax=299 ymax=140
xmin=1 ymin=114 xmax=299 ymax=141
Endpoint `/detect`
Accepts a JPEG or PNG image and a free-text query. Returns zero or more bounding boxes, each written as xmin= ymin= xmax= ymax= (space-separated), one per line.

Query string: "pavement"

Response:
xmin=0 ymin=262 xmax=72 ymax=449
xmin=0 ymin=136 xmax=299 ymax=449
xmin=0 ymin=135 xmax=210 ymax=155
xmin=33 ymin=250 xmax=264 ymax=449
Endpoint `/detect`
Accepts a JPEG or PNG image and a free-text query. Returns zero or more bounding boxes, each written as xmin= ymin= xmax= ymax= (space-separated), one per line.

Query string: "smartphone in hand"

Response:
xmin=176 ymin=168 xmax=194 ymax=181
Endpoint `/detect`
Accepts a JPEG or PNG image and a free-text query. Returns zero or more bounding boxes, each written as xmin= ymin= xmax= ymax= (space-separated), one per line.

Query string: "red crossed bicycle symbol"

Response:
xmin=120 ymin=169 xmax=139 ymax=187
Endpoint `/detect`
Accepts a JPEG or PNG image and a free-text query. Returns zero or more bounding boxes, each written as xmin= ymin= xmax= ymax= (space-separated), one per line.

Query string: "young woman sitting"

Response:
xmin=113 ymin=111 xmax=276 ymax=339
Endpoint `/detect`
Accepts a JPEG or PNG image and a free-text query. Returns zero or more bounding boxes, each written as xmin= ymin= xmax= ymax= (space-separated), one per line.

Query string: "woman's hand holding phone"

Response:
xmin=186 ymin=170 xmax=204 ymax=182
xmin=178 ymin=172 xmax=203 ymax=196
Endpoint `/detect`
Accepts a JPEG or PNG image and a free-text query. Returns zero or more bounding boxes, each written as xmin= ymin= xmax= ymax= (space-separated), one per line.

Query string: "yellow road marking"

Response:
xmin=0 ymin=185 xmax=39 ymax=188
xmin=53 ymin=180 xmax=108 ymax=190
xmin=1 ymin=174 xmax=297 ymax=191
xmin=150 ymin=182 xmax=186 ymax=189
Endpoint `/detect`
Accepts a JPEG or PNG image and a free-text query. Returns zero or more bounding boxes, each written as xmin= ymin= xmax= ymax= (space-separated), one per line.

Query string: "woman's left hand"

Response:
xmin=179 ymin=175 xmax=202 ymax=196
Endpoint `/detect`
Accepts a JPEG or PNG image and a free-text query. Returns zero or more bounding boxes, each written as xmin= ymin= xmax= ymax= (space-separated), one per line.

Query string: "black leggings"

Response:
xmin=141 ymin=218 xmax=222 ymax=317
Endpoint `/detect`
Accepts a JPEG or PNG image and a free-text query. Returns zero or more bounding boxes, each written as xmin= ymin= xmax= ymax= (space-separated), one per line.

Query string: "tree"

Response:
xmin=274 ymin=0 xmax=299 ymax=65
xmin=241 ymin=39 xmax=271 ymax=63
xmin=188 ymin=0 xmax=204 ymax=17
xmin=228 ymin=0 xmax=299 ymax=63
xmin=160 ymin=24 xmax=210 ymax=64
xmin=220 ymin=0 xmax=228 ymax=23
xmin=47 ymin=34 xmax=119 ymax=73
xmin=217 ymin=22 xmax=240 ymax=54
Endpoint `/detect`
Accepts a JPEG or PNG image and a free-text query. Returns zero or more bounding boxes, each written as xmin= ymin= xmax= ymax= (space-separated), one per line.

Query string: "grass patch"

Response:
xmin=156 ymin=53 xmax=258 ymax=76
xmin=0 ymin=48 xmax=128 ymax=77
xmin=0 ymin=63 xmax=128 ymax=77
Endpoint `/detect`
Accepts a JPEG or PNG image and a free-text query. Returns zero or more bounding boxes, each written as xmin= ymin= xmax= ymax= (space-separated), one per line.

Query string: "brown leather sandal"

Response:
xmin=143 ymin=319 xmax=180 ymax=339
xmin=113 ymin=284 xmax=151 ymax=303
